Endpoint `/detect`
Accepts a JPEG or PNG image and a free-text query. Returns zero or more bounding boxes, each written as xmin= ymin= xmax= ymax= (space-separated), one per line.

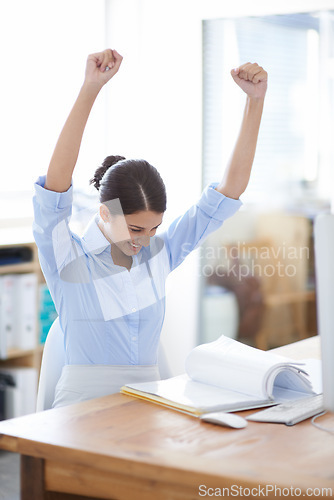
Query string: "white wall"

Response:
xmin=0 ymin=0 xmax=106 ymax=194
xmin=105 ymin=0 xmax=334 ymax=375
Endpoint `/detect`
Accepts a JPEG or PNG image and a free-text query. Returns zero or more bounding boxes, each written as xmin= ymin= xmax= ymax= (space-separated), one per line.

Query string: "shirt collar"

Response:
xmin=82 ymin=214 xmax=110 ymax=256
xmin=81 ymin=214 xmax=145 ymax=265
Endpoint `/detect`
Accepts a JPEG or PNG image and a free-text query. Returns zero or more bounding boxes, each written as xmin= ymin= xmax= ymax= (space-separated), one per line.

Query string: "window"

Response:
xmin=202 ymin=11 xmax=334 ymax=208
xmin=0 ymin=0 xmax=105 ymax=220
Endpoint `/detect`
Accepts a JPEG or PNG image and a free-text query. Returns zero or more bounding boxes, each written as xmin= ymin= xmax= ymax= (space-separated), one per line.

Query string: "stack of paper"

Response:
xmin=121 ymin=335 xmax=322 ymax=415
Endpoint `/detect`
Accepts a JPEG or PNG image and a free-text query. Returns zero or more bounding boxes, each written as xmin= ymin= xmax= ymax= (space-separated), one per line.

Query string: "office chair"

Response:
xmin=36 ymin=317 xmax=172 ymax=412
xmin=36 ymin=317 xmax=65 ymax=411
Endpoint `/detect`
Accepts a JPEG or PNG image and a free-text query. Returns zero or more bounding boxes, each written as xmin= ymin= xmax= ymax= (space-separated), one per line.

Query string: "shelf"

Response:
xmin=3 ymin=345 xmax=43 ymax=360
xmin=0 ymin=239 xmax=41 ymax=277
xmin=0 ymin=262 xmax=40 ymax=275
xmin=0 ymin=238 xmax=44 ymax=375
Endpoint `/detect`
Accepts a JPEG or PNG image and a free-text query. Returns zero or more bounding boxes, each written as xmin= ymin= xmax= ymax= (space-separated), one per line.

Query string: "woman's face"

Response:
xmin=101 ymin=209 xmax=164 ymax=256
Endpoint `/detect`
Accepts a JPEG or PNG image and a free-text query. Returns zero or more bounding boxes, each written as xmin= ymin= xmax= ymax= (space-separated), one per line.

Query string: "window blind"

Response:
xmin=202 ymin=13 xmax=326 ymax=206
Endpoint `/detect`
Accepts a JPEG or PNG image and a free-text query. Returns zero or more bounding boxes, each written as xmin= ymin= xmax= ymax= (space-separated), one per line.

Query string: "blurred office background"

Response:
xmin=0 ymin=0 xmax=334 ymax=378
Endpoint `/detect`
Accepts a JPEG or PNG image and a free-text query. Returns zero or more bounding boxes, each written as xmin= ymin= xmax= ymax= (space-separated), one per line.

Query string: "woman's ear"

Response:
xmin=99 ymin=204 xmax=111 ymax=223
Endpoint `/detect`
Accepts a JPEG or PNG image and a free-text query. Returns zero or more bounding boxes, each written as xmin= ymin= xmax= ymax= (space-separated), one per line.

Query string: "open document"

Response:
xmin=121 ymin=335 xmax=322 ymax=416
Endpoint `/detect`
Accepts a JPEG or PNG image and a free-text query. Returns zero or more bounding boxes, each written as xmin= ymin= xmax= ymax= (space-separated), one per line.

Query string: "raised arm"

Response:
xmin=216 ymin=62 xmax=268 ymax=200
xmin=45 ymin=49 xmax=123 ymax=192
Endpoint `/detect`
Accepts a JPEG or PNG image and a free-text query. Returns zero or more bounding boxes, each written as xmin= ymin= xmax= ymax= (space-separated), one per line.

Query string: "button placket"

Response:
xmin=123 ymin=270 xmax=140 ymax=364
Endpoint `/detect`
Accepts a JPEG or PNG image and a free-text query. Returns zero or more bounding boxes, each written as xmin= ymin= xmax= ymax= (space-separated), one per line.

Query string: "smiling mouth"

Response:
xmin=129 ymin=242 xmax=141 ymax=250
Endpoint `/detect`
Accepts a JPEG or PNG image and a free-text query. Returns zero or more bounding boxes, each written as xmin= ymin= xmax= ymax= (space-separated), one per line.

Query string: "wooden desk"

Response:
xmin=0 ymin=337 xmax=333 ymax=500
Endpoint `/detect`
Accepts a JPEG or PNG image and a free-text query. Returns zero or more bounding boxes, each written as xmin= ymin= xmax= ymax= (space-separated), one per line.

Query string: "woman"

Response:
xmin=33 ymin=49 xmax=267 ymax=408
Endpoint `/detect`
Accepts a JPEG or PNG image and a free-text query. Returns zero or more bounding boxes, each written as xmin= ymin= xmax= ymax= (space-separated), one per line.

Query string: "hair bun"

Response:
xmin=89 ymin=155 xmax=126 ymax=190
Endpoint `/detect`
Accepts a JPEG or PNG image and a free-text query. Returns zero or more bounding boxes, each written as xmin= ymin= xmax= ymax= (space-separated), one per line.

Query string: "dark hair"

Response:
xmin=89 ymin=156 xmax=167 ymax=215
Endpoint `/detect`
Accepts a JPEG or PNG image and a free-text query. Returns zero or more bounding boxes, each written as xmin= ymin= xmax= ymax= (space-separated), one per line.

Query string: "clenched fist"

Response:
xmin=84 ymin=49 xmax=123 ymax=88
xmin=231 ymin=63 xmax=267 ymax=100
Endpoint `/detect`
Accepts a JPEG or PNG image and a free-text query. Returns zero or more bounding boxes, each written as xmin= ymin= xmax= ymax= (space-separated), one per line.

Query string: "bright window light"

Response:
xmin=0 ymin=0 xmax=105 ymax=217
xmin=203 ymin=12 xmax=333 ymax=208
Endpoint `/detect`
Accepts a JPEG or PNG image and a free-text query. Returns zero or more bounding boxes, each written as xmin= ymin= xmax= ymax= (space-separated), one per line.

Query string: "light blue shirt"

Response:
xmin=32 ymin=176 xmax=242 ymax=366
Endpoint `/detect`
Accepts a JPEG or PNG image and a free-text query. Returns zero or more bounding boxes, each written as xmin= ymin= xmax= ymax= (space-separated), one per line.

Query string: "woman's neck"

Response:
xmin=110 ymin=243 xmax=132 ymax=271
xmin=98 ymin=219 xmax=132 ymax=271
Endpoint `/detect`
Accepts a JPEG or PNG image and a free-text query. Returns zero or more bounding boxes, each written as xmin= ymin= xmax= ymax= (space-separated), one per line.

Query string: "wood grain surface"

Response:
xmin=0 ymin=336 xmax=333 ymax=500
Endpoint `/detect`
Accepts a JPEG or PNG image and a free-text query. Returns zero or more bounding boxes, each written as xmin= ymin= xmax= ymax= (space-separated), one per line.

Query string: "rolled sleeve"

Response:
xmin=160 ymin=182 xmax=242 ymax=272
xmin=196 ymin=182 xmax=242 ymax=221
xmin=32 ymin=175 xmax=76 ymax=299
xmin=32 ymin=175 xmax=73 ymax=242
xmin=33 ymin=175 xmax=73 ymax=211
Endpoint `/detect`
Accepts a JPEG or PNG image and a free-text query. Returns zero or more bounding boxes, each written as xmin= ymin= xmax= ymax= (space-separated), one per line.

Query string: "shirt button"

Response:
xmin=132 ymin=336 xmax=137 ymax=341
xmin=132 ymin=307 xmax=137 ymax=313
